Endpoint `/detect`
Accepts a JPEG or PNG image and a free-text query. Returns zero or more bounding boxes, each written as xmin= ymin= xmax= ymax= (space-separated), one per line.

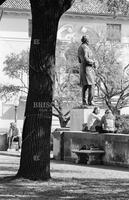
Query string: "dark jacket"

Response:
xmin=78 ymin=43 xmax=96 ymax=86
xmin=101 ymin=113 xmax=115 ymax=132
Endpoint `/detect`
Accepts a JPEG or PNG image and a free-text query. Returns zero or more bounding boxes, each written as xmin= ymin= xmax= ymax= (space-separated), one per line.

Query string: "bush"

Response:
xmin=115 ymin=115 xmax=129 ymax=134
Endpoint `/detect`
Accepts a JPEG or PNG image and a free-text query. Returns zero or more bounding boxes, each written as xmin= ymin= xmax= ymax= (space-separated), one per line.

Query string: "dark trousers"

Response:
xmin=95 ymin=126 xmax=116 ymax=133
xmin=8 ymin=136 xmax=22 ymax=149
xmin=82 ymin=85 xmax=94 ymax=105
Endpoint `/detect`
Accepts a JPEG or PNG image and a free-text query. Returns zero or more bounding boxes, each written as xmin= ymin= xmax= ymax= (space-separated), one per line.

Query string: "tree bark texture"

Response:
xmin=17 ymin=0 xmax=74 ymax=180
xmin=0 ymin=0 xmax=6 ymax=5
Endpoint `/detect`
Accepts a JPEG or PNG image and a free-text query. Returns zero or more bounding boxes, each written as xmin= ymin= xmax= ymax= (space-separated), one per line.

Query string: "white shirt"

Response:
xmin=87 ymin=112 xmax=101 ymax=131
xmin=8 ymin=126 xmax=21 ymax=137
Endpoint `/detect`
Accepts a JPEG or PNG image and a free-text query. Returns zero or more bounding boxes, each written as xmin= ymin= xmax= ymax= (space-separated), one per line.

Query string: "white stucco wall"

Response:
xmin=0 ymin=14 xmax=30 ymax=84
xmin=0 ymin=12 xmax=129 ymax=129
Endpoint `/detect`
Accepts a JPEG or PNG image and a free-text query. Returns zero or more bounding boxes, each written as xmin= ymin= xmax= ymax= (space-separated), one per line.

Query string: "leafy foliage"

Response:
xmin=100 ymin=0 xmax=129 ymax=16
xmin=55 ymin=40 xmax=129 ymax=116
xmin=0 ymin=41 xmax=81 ymax=127
xmin=3 ymin=50 xmax=29 ymax=77
xmin=92 ymin=41 xmax=129 ymax=114
xmin=0 ymin=50 xmax=29 ymax=100
xmin=53 ymin=40 xmax=81 ymax=127
xmin=0 ymin=85 xmax=24 ymax=101
xmin=2 ymin=39 xmax=129 ymax=125
xmin=115 ymin=114 xmax=129 ymax=134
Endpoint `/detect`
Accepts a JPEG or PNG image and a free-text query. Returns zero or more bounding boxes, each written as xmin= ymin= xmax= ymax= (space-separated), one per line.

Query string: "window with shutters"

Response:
xmin=107 ymin=24 xmax=121 ymax=42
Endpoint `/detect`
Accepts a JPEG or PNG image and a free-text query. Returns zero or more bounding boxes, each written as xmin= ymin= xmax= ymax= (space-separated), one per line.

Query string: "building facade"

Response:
xmin=0 ymin=0 xmax=129 ymax=130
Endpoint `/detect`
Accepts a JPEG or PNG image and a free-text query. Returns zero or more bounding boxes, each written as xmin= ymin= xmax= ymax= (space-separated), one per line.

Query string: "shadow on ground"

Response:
xmin=0 ymin=176 xmax=129 ymax=200
xmin=0 ymin=157 xmax=129 ymax=199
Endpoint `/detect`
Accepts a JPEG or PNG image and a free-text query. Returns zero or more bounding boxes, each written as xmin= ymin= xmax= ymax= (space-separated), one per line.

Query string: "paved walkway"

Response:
xmin=0 ymin=151 xmax=129 ymax=199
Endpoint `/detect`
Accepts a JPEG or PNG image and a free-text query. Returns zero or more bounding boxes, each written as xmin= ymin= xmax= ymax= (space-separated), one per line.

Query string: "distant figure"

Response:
xmin=87 ymin=107 xmax=101 ymax=131
xmin=8 ymin=122 xmax=22 ymax=150
xmin=100 ymin=109 xmax=116 ymax=133
xmin=78 ymin=35 xmax=97 ymax=106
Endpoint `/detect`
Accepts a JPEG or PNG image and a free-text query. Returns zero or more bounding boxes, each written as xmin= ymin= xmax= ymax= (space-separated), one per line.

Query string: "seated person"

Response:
xmin=87 ymin=107 xmax=101 ymax=131
xmin=99 ymin=109 xmax=116 ymax=133
xmin=8 ymin=122 xmax=22 ymax=150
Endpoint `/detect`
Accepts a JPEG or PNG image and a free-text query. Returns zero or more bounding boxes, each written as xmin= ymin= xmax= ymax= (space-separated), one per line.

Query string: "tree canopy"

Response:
xmin=93 ymin=41 xmax=129 ymax=113
xmin=0 ymin=41 xmax=81 ymax=127
xmin=100 ymin=0 xmax=129 ymax=15
xmin=0 ymin=50 xmax=29 ymax=100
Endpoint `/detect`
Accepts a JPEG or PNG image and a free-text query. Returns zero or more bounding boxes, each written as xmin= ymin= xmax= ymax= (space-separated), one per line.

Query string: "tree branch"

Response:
xmin=64 ymin=110 xmax=70 ymax=116
xmin=12 ymin=73 xmax=28 ymax=89
xmin=52 ymin=102 xmax=62 ymax=116
xmin=96 ymin=76 xmax=107 ymax=96
xmin=65 ymin=116 xmax=70 ymax=124
xmin=52 ymin=112 xmax=59 ymax=118
xmin=112 ymin=84 xmax=129 ymax=97
xmin=0 ymin=8 xmax=3 ymax=21
xmin=0 ymin=85 xmax=28 ymax=99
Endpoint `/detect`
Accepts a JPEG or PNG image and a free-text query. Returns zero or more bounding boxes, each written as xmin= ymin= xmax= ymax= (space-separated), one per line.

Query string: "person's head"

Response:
xmin=105 ymin=109 xmax=112 ymax=115
xmin=81 ymin=35 xmax=89 ymax=45
xmin=93 ymin=107 xmax=100 ymax=115
xmin=10 ymin=122 xmax=16 ymax=129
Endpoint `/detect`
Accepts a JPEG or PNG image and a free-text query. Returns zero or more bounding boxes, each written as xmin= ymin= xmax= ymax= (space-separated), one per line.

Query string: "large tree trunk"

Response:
xmin=17 ymin=0 xmax=74 ymax=180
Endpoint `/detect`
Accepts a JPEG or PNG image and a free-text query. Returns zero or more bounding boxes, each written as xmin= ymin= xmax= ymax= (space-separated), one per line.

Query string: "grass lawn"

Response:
xmin=0 ymin=154 xmax=129 ymax=199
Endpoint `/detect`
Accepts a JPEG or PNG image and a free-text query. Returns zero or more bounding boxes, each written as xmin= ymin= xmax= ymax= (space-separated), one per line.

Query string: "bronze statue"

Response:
xmin=78 ymin=35 xmax=97 ymax=106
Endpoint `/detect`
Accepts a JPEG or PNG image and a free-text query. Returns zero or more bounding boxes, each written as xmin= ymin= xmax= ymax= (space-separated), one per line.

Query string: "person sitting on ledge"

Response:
xmin=99 ymin=109 xmax=116 ymax=133
xmin=87 ymin=107 xmax=101 ymax=132
xmin=8 ymin=122 xmax=22 ymax=151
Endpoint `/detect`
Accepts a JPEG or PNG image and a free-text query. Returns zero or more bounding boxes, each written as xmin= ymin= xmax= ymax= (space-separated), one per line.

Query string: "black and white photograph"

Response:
xmin=0 ymin=0 xmax=129 ymax=199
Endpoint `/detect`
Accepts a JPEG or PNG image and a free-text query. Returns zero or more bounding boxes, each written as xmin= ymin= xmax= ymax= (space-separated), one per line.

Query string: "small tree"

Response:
xmin=94 ymin=41 xmax=129 ymax=114
xmin=0 ymin=41 xmax=81 ymax=127
xmin=53 ymin=40 xmax=81 ymax=127
xmin=0 ymin=50 xmax=29 ymax=100
xmin=55 ymin=39 xmax=129 ymax=115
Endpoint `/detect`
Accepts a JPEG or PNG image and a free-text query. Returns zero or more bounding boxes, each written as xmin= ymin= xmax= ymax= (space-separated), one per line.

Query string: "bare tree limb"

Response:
xmin=0 ymin=8 xmax=3 ymax=21
xmin=52 ymin=102 xmax=62 ymax=116
xmin=65 ymin=116 xmax=70 ymax=124
xmin=64 ymin=110 xmax=70 ymax=116
xmin=52 ymin=112 xmax=59 ymax=118
xmin=11 ymin=73 xmax=28 ymax=89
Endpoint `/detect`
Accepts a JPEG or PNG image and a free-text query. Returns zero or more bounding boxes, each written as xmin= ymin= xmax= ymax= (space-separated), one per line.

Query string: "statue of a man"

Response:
xmin=78 ymin=35 xmax=97 ymax=106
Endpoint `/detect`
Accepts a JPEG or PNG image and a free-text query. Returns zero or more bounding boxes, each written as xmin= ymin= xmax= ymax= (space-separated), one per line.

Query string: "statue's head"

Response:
xmin=81 ymin=35 xmax=89 ymax=45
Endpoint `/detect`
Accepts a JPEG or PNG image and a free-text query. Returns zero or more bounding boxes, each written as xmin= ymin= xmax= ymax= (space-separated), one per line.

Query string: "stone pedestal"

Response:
xmin=70 ymin=107 xmax=105 ymax=131
xmin=0 ymin=132 xmax=8 ymax=151
xmin=52 ymin=128 xmax=70 ymax=160
xmin=70 ymin=108 xmax=93 ymax=131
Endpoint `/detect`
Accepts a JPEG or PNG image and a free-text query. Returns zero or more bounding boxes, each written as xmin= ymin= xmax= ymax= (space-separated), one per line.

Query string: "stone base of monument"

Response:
xmin=52 ymin=128 xmax=70 ymax=160
xmin=70 ymin=107 xmax=92 ymax=131
xmin=70 ymin=107 xmax=105 ymax=131
xmin=53 ymin=129 xmax=129 ymax=167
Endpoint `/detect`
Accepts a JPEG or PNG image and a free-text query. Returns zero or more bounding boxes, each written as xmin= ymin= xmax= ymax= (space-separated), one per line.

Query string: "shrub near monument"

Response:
xmin=115 ymin=115 xmax=129 ymax=134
